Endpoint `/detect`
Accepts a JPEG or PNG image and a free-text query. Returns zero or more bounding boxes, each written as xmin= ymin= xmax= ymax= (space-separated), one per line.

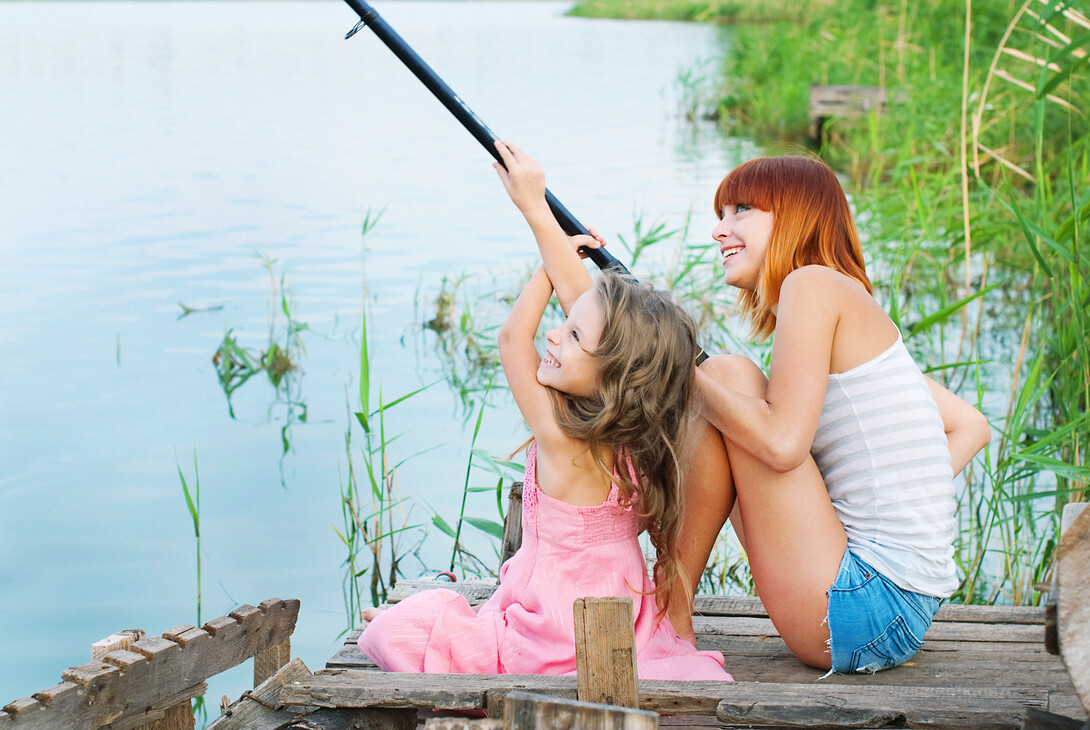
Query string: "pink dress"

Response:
xmin=357 ymin=443 xmax=731 ymax=681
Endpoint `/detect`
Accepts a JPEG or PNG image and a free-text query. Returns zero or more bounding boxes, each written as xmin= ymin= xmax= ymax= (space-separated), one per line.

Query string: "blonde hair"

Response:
xmin=714 ymin=155 xmax=871 ymax=340
xmin=547 ymin=271 xmax=697 ymax=616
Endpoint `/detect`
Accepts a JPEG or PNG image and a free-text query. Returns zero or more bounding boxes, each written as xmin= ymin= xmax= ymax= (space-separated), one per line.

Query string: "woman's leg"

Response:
xmin=684 ymin=354 xmax=848 ymax=669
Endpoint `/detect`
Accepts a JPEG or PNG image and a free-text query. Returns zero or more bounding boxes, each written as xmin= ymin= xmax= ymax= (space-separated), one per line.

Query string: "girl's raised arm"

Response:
xmin=498 ymin=266 xmax=564 ymax=443
xmin=493 ymin=141 xmax=598 ymax=315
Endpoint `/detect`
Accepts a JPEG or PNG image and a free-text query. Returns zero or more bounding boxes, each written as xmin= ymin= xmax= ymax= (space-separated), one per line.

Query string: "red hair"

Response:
xmin=714 ymin=156 xmax=871 ymax=340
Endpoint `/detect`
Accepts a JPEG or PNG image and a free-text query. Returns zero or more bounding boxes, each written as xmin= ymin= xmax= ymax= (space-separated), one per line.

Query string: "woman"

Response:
xmin=657 ymin=154 xmax=992 ymax=673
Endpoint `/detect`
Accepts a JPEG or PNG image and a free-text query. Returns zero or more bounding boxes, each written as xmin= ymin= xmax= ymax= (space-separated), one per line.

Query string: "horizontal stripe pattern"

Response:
xmin=812 ymin=337 xmax=958 ymax=598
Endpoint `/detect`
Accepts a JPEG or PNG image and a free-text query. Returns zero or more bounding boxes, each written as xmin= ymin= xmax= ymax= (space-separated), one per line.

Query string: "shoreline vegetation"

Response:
xmin=559 ymin=0 xmax=1089 ymax=606
xmin=315 ymin=0 xmax=1089 ymax=628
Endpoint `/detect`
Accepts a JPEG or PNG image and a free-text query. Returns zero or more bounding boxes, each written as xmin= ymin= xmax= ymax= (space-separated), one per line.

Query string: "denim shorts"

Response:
xmin=825 ymin=548 xmax=943 ymax=674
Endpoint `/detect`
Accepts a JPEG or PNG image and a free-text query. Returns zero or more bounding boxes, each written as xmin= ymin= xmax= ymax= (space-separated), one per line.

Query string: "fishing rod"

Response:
xmin=341 ymin=0 xmax=624 ymax=274
xmin=341 ymin=0 xmax=710 ymax=363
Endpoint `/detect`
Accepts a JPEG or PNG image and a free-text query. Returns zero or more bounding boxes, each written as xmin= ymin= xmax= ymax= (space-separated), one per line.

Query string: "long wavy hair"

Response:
xmin=547 ymin=271 xmax=699 ymax=616
xmin=714 ymin=155 xmax=871 ymax=340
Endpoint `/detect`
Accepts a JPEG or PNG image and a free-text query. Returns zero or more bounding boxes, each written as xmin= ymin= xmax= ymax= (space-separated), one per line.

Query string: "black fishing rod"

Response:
xmin=341 ymin=0 xmax=710 ymax=363
xmin=341 ymin=0 xmax=624 ymax=274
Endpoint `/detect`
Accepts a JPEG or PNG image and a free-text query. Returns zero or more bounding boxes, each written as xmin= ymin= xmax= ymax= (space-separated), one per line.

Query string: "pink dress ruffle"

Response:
xmin=357 ymin=443 xmax=732 ymax=681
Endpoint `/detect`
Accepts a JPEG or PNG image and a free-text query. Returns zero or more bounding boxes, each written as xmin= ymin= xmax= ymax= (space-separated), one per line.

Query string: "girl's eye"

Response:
xmin=571 ymin=330 xmax=580 ymax=342
xmin=735 ymin=203 xmax=751 ymax=213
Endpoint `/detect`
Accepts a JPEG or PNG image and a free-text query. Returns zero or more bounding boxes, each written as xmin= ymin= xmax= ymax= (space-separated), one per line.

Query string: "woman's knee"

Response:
xmin=700 ymin=354 xmax=768 ymax=397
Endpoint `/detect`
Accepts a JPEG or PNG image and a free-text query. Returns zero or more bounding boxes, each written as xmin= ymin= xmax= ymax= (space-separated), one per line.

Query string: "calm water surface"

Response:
xmin=0 ymin=0 xmax=746 ymax=708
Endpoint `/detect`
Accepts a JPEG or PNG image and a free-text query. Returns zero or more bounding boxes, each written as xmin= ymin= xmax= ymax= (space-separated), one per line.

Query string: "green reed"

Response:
xmin=175 ymin=449 xmax=208 ymax=724
xmin=708 ymin=0 xmax=1090 ymax=604
xmin=412 ymin=1 xmax=1089 ymax=604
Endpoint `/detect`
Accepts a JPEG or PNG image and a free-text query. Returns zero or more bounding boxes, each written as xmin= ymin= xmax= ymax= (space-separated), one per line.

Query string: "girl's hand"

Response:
xmin=493 ymin=140 xmax=549 ymax=214
xmin=572 ymin=227 xmax=607 ymax=260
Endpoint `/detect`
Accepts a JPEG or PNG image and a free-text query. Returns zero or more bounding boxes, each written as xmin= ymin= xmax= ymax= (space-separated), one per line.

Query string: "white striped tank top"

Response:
xmin=811 ymin=336 xmax=958 ymax=598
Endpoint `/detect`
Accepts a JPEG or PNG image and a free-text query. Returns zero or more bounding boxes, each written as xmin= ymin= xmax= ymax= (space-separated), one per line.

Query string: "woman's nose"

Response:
xmin=712 ymin=218 xmax=732 ymax=241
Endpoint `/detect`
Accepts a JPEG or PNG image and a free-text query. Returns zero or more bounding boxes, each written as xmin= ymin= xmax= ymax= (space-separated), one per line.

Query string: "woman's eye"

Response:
xmin=735 ymin=203 xmax=751 ymax=213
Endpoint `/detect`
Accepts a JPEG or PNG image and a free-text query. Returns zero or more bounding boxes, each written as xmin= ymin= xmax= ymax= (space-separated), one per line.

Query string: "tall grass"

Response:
xmin=706 ymin=0 xmax=1090 ymax=604
xmin=412 ymin=1 xmax=1089 ymax=604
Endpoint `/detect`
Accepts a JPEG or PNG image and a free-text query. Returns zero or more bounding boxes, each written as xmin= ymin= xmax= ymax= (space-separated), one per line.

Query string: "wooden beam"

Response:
xmin=574 ymin=597 xmax=639 ymax=709
xmin=504 ymin=691 xmax=657 ymax=730
xmin=716 ymin=682 xmax=1048 ymax=729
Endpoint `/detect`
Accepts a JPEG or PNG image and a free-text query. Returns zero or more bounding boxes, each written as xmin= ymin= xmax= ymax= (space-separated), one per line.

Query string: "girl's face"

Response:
xmin=713 ymin=203 xmax=774 ymax=291
xmin=538 ymin=289 xmax=604 ymax=399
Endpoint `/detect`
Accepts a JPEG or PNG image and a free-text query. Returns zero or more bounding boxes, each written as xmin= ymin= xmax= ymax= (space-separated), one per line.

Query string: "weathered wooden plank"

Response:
xmin=504 ymin=691 xmax=658 ymax=730
xmin=1059 ymin=504 xmax=1090 ymax=717
xmin=423 ymin=718 xmax=502 ymax=730
xmin=109 ymin=681 xmax=206 ymax=730
xmin=574 ymin=597 xmax=639 ymax=709
xmin=207 ymin=657 xmax=313 ymax=730
xmin=385 ymin=580 xmax=1046 ymax=625
xmin=716 ymin=682 xmax=1047 ymax=729
xmin=690 ymin=615 xmax=1044 ymax=643
xmin=0 ymin=599 xmax=299 ymax=730
xmin=386 ymin=580 xmax=499 ymax=606
xmin=281 ymin=670 xmax=564 ymax=711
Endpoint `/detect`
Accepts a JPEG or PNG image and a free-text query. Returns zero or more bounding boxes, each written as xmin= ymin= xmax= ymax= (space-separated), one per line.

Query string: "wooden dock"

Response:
xmin=293 ymin=580 xmax=1087 ymax=728
xmin=4 ymin=502 xmax=1087 ymax=728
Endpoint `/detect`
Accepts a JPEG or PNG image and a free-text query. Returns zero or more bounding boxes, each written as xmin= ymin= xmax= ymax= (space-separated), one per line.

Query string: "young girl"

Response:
xmin=356 ymin=142 xmax=731 ymax=681
xmin=646 ymin=154 xmax=992 ymax=674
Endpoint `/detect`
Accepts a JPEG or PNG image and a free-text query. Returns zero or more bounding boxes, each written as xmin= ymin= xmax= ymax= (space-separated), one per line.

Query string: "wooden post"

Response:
xmin=498 ymin=482 xmax=524 ymax=575
xmin=253 ymin=639 xmax=290 ymax=687
xmin=573 ymin=597 xmax=639 ymax=709
xmin=1058 ymin=503 xmax=1090 ymax=718
xmin=503 ymin=691 xmax=657 ymax=730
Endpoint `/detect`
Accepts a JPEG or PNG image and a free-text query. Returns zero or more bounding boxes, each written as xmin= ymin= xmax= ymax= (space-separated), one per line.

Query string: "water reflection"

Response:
xmin=0 ymin=0 xmax=735 ymax=708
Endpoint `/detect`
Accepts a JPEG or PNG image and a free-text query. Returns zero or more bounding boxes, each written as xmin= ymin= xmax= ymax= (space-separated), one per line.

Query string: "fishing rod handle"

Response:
xmin=344 ymin=0 xmax=626 ymax=273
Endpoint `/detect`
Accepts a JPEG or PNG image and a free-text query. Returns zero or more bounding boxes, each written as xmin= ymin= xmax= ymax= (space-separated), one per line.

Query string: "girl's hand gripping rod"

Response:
xmin=342 ymin=0 xmax=710 ymax=363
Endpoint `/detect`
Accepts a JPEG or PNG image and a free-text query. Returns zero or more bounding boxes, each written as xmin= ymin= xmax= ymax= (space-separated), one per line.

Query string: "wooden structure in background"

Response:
xmin=808 ymin=84 xmax=890 ymax=143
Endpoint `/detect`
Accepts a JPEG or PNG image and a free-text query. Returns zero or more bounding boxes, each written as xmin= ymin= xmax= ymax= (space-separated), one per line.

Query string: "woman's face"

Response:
xmin=713 ymin=203 xmax=774 ymax=291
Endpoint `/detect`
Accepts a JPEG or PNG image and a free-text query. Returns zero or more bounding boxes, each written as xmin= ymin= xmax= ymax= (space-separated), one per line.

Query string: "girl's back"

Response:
xmin=357 ymin=442 xmax=731 ymax=680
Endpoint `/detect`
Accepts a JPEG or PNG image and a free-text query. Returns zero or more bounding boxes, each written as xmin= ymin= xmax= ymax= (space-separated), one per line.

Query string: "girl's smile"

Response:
xmin=536 ymin=290 xmax=603 ymax=398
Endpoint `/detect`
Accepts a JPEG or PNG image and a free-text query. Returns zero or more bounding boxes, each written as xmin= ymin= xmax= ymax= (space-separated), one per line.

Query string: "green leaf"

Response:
xmin=906 ymin=285 xmax=997 ymax=339
xmin=1038 ymin=30 xmax=1090 ymax=99
xmin=358 ymin=307 xmax=370 ymax=433
xmin=431 ymin=512 xmax=457 ymax=538
xmin=465 ymin=516 xmax=505 ymax=540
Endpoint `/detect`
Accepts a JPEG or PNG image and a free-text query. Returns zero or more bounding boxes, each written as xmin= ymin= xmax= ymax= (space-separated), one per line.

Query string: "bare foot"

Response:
xmin=361 ymin=606 xmax=384 ymax=623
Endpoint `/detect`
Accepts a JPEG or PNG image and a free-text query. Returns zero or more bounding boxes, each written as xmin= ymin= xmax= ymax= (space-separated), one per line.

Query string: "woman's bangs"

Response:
xmin=713 ymin=159 xmax=777 ymax=217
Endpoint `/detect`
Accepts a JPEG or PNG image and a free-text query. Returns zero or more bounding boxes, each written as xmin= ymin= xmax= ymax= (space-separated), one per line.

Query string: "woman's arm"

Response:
xmin=925 ymin=377 xmax=991 ymax=475
xmin=498 ymin=266 xmax=564 ymax=441
xmin=493 ymin=141 xmax=597 ymax=315
xmin=695 ymin=266 xmax=843 ymax=472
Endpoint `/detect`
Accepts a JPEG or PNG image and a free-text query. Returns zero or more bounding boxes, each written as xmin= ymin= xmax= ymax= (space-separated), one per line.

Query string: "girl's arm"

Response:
xmin=695 ymin=266 xmax=844 ymax=472
xmin=493 ymin=141 xmax=598 ymax=315
xmin=497 ymin=266 xmax=564 ymax=442
xmin=924 ymin=377 xmax=991 ymax=475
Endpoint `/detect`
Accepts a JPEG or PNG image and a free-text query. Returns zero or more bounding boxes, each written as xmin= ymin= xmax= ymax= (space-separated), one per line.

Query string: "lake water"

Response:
xmin=0 ymin=0 xmax=744 ymax=710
